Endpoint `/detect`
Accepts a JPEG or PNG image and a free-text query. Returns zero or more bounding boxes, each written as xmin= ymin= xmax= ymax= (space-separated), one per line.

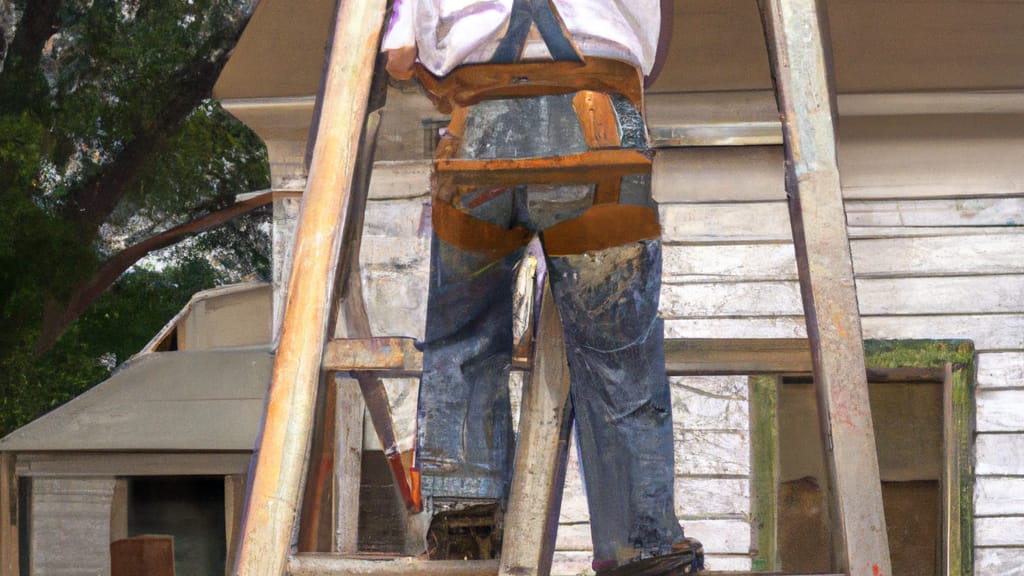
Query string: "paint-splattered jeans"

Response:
xmin=418 ymin=93 xmax=685 ymax=566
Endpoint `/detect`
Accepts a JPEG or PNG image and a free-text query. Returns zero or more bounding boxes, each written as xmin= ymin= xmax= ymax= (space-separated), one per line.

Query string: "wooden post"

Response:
xmin=234 ymin=0 xmax=387 ymax=574
xmin=0 ymin=453 xmax=17 ymax=576
xmin=499 ymin=284 xmax=573 ymax=576
xmin=758 ymin=0 xmax=893 ymax=574
xmin=225 ymin=475 xmax=247 ymax=576
xmin=333 ymin=377 xmax=364 ymax=554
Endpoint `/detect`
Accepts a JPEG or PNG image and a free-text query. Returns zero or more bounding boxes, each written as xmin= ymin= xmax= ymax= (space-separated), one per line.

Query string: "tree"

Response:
xmin=0 ymin=0 xmax=271 ymax=436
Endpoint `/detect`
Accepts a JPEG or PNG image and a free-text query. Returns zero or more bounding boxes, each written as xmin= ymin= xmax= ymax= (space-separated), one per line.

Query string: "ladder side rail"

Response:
xmin=499 ymin=282 xmax=574 ymax=576
xmin=235 ymin=1 xmax=388 ymax=574
xmin=758 ymin=0 xmax=893 ymax=574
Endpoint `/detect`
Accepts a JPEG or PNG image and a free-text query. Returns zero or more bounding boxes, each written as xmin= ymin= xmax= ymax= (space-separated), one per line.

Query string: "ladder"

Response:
xmin=233 ymin=0 xmax=894 ymax=574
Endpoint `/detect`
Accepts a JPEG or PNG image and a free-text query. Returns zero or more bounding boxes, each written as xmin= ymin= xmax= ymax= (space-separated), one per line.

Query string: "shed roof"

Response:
xmin=0 ymin=347 xmax=272 ymax=452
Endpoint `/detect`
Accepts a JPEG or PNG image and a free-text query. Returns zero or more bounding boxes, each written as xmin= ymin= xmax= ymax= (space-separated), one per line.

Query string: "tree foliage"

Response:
xmin=0 ymin=0 xmax=271 ymax=436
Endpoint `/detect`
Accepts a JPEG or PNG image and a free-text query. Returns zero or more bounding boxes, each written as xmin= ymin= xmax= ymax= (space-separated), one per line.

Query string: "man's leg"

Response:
xmin=418 ymin=231 xmax=519 ymax=503
xmin=545 ymin=238 xmax=685 ymax=569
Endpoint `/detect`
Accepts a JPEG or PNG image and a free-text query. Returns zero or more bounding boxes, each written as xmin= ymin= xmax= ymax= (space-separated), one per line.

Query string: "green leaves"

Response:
xmin=0 ymin=0 xmax=270 ymax=436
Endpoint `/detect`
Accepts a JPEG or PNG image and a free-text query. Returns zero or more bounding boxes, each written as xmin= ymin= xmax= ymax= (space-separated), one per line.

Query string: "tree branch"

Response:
xmin=36 ymin=191 xmax=276 ymax=354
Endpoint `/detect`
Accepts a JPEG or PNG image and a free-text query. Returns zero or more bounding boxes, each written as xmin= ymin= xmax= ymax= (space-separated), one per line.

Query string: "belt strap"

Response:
xmin=415 ymin=57 xmax=644 ymax=114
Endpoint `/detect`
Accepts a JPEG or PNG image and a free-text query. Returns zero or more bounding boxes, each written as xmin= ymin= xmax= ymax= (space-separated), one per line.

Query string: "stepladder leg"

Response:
xmin=759 ymin=0 xmax=893 ymax=574
xmin=500 ymin=282 xmax=573 ymax=576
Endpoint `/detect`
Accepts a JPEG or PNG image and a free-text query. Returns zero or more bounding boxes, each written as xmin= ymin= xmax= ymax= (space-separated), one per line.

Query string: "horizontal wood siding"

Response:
xmin=352 ymin=110 xmax=1024 ymax=573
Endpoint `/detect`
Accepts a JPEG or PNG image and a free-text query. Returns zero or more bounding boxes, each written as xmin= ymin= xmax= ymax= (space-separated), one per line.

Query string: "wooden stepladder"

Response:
xmin=233 ymin=0 xmax=893 ymax=575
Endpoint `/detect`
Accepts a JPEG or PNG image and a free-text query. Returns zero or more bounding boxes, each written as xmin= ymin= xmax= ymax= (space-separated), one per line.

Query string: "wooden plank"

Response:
xmin=0 ymin=453 xmax=16 ymax=576
xmin=226 ymin=475 xmax=247 ymax=576
xmin=749 ymin=376 xmax=780 ymax=572
xmin=674 ymin=430 xmax=750 ymax=476
xmin=110 ymin=478 xmax=129 ymax=543
xmin=977 ymin=352 xmax=1024 ymax=389
xmin=16 ymin=452 xmax=251 ymax=477
xmin=849 ymin=234 xmax=1024 ymax=278
xmin=944 ymin=363 xmax=975 ymax=576
xmin=672 ymin=376 xmax=750 ymax=431
xmin=975 ymin=477 xmax=1024 ymax=516
xmin=975 ymin=518 xmax=1024 ymax=547
xmin=975 ymin=434 xmax=1024 ymax=475
xmin=674 ymin=478 xmax=751 ymax=518
xmin=845 ymin=197 xmax=1024 ymax=228
xmin=976 ymin=389 xmax=1024 ymax=432
xmin=975 ymin=548 xmax=1024 ymax=576
xmin=324 ymin=338 xmax=422 ymax=375
xmin=288 ymin=556 xmax=499 ymax=576
xmin=333 ymin=378 xmax=364 ymax=554
xmin=500 ymin=285 xmax=573 ymax=576
xmin=665 ymin=338 xmax=809 ymax=375
xmin=235 ymin=1 xmax=387 ymax=573
xmin=760 ymin=0 xmax=892 ymax=573
xmin=662 ymin=275 xmax=1024 ymax=319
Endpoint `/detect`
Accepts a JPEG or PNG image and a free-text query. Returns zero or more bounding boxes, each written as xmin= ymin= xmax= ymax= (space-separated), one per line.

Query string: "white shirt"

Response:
xmin=382 ymin=0 xmax=661 ymax=77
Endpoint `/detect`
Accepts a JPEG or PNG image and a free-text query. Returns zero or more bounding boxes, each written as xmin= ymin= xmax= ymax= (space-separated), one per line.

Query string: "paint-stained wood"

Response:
xmin=760 ymin=0 xmax=891 ymax=573
xmin=500 ymin=284 xmax=573 ymax=576
xmin=225 ymin=475 xmax=247 ymax=576
xmin=0 ymin=453 xmax=16 ymax=576
xmin=288 ymin=555 xmax=500 ymax=576
xmin=235 ymin=1 xmax=388 ymax=572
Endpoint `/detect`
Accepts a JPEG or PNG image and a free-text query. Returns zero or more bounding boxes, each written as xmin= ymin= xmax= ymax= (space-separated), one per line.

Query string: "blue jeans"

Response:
xmin=418 ymin=93 xmax=684 ymax=566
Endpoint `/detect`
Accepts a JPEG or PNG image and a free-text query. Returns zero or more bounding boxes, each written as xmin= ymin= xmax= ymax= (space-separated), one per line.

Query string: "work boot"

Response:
xmin=425 ymin=500 xmax=503 ymax=560
xmin=595 ymin=537 xmax=705 ymax=576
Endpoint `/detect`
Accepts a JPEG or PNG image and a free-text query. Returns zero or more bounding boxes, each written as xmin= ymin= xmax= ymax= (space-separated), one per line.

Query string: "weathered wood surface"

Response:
xmin=16 ymin=452 xmax=251 ymax=477
xmin=761 ymin=0 xmax=891 ymax=574
xmin=974 ymin=548 xmax=1024 ymax=576
xmin=976 ymin=389 xmax=1024 ymax=432
xmin=236 ymin=1 xmax=387 ymax=574
xmin=334 ymin=378 xmax=364 ymax=554
xmin=0 ymin=453 xmax=16 ymax=576
xmin=225 ymin=475 xmax=247 ymax=576
xmin=975 ymin=434 xmax=1024 ymax=475
xmin=500 ymin=284 xmax=573 ymax=576
xmin=977 ymin=352 xmax=1024 ymax=389
xmin=30 ymin=477 xmax=115 ymax=575
xmin=288 ymin=556 xmax=499 ymax=576
xmin=975 ymin=477 xmax=1024 ymax=516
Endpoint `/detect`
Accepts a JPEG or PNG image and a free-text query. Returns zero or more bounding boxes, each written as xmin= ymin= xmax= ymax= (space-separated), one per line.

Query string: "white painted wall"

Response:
xmin=346 ymin=108 xmax=1024 ymax=573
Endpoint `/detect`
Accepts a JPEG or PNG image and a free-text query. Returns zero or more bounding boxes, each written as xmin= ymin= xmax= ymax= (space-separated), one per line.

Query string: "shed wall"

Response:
xmin=352 ymin=109 xmax=1024 ymax=573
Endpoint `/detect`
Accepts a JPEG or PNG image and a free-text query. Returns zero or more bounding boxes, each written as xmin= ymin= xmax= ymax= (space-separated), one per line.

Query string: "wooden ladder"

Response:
xmin=233 ymin=0 xmax=894 ymax=575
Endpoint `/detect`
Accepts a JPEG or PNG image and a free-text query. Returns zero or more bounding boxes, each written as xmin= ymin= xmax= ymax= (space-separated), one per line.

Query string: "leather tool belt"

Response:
xmin=416 ymin=2 xmax=659 ymax=258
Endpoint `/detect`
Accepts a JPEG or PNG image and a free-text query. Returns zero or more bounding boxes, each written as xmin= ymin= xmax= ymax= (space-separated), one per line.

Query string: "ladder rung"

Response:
xmin=288 ymin=554 xmax=499 ymax=576
xmin=324 ymin=337 xmax=423 ymax=375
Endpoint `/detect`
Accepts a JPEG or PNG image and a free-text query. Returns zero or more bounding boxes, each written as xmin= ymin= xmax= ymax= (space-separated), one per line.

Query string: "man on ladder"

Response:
xmin=382 ymin=1 xmax=702 ymax=573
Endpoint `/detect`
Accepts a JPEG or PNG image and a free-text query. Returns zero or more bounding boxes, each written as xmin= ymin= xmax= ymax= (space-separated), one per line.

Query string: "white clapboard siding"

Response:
xmin=680 ymin=519 xmax=752 ymax=554
xmin=976 ymin=434 xmax=1024 ymax=475
xmin=975 ymin=548 xmax=1024 ymax=576
xmin=664 ymin=233 xmax=1024 ymax=282
xmin=664 ymin=275 xmax=1024 ymax=319
xmin=844 ymin=197 xmax=1024 ymax=228
xmin=848 ymin=233 xmax=1024 ymax=278
xmin=975 ymin=477 xmax=1024 ymax=516
xmin=674 ymin=430 xmax=750 ymax=477
xmin=976 ymin=517 xmax=1024 ymax=547
xmin=976 ymin=389 xmax=1024 ymax=432
xmin=675 ymin=478 xmax=751 ymax=518
xmin=977 ymin=352 xmax=1024 ymax=389
xmin=550 ymin=551 xmax=594 ymax=576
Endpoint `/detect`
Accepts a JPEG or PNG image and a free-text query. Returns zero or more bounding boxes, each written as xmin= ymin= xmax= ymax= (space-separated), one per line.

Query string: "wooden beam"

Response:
xmin=15 ymin=452 xmax=251 ymax=477
xmin=499 ymin=284 xmax=573 ymax=576
xmin=288 ymin=555 xmax=499 ymax=576
xmin=225 ymin=475 xmax=247 ymax=576
xmin=758 ymin=0 xmax=893 ymax=574
xmin=333 ymin=378 xmax=363 ymax=554
xmin=0 ymin=453 xmax=17 ymax=576
xmin=234 ymin=0 xmax=387 ymax=574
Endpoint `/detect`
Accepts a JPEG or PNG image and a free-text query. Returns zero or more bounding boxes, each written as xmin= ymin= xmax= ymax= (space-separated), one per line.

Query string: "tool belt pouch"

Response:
xmin=423 ymin=64 xmax=658 ymax=257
